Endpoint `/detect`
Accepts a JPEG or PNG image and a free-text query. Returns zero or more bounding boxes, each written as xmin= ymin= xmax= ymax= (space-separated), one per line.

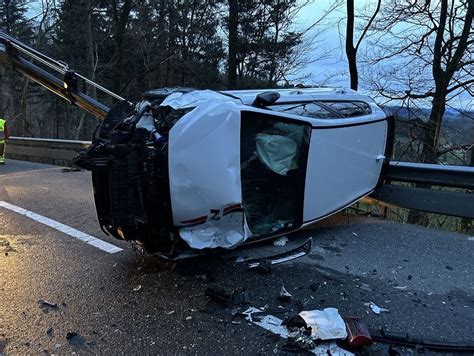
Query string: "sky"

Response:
xmin=295 ymin=0 xmax=349 ymax=86
xmin=294 ymin=0 xmax=473 ymax=111
xmin=24 ymin=0 xmax=472 ymax=111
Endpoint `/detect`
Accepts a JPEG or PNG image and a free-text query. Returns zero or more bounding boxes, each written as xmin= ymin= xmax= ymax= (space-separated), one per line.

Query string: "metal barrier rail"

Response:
xmin=5 ymin=136 xmax=91 ymax=167
xmin=382 ymin=161 xmax=474 ymax=190
xmin=371 ymin=161 xmax=474 ymax=219
xmin=5 ymin=137 xmax=474 ymax=218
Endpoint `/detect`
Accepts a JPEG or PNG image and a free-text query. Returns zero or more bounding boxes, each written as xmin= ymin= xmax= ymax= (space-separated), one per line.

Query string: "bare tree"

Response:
xmin=227 ymin=0 xmax=238 ymax=88
xmin=366 ymin=0 xmax=473 ymax=224
xmin=370 ymin=0 xmax=473 ymax=163
xmin=345 ymin=0 xmax=381 ymax=90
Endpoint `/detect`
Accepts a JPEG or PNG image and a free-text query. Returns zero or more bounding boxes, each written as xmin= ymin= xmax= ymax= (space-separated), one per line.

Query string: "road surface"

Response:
xmin=1 ymin=160 xmax=473 ymax=354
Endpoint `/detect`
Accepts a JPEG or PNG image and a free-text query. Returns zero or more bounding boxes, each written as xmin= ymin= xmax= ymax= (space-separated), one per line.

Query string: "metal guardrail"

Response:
xmin=5 ymin=137 xmax=474 ymax=218
xmin=5 ymin=136 xmax=91 ymax=166
xmin=371 ymin=161 xmax=474 ymax=219
xmin=381 ymin=161 xmax=474 ymax=190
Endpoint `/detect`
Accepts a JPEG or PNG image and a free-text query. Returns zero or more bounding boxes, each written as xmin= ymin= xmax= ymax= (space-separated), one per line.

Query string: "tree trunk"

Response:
xmin=407 ymin=93 xmax=446 ymax=225
xmin=345 ymin=0 xmax=358 ymax=90
xmin=20 ymin=78 xmax=30 ymax=136
xmin=227 ymin=0 xmax=238 ymax=89
xmin=111 ymin=0 xmax=132 ymax=94
xmin=158 ymin=0 xmax=167 ymax=88
xmin=461 ymin=147 xmax=473 ymax=233
xmin=75 ymin=0 xmax=97 ymax=140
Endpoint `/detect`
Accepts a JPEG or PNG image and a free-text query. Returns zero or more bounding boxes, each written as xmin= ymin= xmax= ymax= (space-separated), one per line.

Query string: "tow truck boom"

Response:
xmin=0 ymin=31 xmax=126 ymax=119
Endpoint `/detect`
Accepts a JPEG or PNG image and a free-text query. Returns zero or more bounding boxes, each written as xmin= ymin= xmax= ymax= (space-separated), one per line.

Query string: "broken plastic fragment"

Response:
xmin=244 ymin=307 xmax=353 ymax=355
xmin=344 ymin=317 xmax=373 ymax=348
xmin=273 ymin=236 xmax=289 ymax=247
xmin=278 ymin=286 xmax=293 ymax=302
xmin=133 ymin=285 xmax=142 ymax=292
xmin=243 ymin=307 xmax=289 ymax=338
xmin=364 ymin=302 xmax=389 ymax=314
xmin=298 ymin=308 xmax=347 ymax=340
xmin=180 ymin=212 xmax=250 ymax=249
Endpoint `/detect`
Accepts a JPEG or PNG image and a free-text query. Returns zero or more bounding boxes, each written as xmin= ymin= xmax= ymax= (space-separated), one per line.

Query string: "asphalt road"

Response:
xmin=1 ymin=160 xmax=473 ymax=355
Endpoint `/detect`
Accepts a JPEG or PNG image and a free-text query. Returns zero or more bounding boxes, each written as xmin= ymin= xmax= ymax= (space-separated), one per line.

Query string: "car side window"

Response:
xmin=324 ymin=101 xmax=371 ymax=117
xmin=267 ymin=100 xmax=371 ymax=119
xmin=267 ymin=102 xmax=334 ymax=119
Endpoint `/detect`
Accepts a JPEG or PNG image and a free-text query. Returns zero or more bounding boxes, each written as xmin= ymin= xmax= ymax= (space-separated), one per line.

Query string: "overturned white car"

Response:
xmin=1 ymin=32 xmax=390 ymax=258
xmin=75 ymin=87 xmax=389 ymax=257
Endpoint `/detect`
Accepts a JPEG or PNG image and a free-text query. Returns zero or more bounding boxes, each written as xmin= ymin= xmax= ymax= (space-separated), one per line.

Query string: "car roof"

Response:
xmin=144 ymin=87 xmax=377 ymax=106
xmin=222 ymin=87 xmax=376 ymax=105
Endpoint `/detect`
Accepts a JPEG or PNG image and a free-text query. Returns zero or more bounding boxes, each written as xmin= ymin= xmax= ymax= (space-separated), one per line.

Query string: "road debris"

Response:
xmin=66 ymin=331 xmax=86 ymax=347
xmin=38 ymin=299 xmax=58 ymax=312
xmin=277 ymin=286 xmax=293 ymax=303
xmin=365 ymin=302 xmax=389 ymax=314
xmin=358 ymin=283 xmax=372 ymax=291
xmin=244 ymin=307 xmax=353 ymax=354
xmin=61 ymin=167 xmax=82 ymax=173
xmin=247 ymin=237 xmax=313 ymax=271
xmin=297 ymin=308 xmax=347 ymax=340
xmin=205 ymin=287 xmax=250 ymax=306
xmin=344 ymin=317 xmax=373 ymax=348
xmin=133 ymin=285 xmax=142 ymax=292
xmin=371 ymin=327 xmax=474 ymax=353
xmin=235 ymin=256 xmax=245 ymax=263
xmin=273 ymin=236 xmax=289 ymax=247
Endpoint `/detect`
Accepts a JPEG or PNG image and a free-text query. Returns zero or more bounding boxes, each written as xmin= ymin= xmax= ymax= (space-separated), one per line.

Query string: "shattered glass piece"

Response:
xmin=364 ymin=302 xmax=389 ymax=314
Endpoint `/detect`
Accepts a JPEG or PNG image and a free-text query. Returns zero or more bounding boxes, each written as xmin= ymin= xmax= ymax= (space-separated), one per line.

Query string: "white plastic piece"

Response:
xmin=135 ymin=100 xmax=151 ymax=112
xmin=273 ymin=236 xmax=289 ymax=247
xmin=365 ymin=302 xmax=389 ymax=314
xmin=244 ymin=307 xmax=353 ymax=355
xmin=243 ymin=307 xmax=289 ymax=338
xmin=298 ymin=308 xmax=348 ymax=340
xmin=179 ymin=211 xmax=251 ymax=249
xmin=136 ymin=112 xmax=155 ymax=132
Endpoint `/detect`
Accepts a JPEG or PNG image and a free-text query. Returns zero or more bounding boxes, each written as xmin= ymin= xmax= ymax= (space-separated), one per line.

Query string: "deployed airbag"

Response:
xmin=255 ymin=134 xmax=298 ymax=175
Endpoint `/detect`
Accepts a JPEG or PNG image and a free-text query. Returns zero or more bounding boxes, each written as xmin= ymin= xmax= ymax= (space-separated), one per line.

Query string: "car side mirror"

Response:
xmin=252 ymin=91 xmax=280 ymax=107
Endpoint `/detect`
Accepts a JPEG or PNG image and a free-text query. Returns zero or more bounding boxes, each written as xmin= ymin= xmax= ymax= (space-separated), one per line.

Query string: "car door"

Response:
xmin=301 ymin=101 xmax=388 ymax=223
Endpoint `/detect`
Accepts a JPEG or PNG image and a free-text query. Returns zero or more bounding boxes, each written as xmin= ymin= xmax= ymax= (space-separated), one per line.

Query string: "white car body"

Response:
xmin=161 ymin=88 xmax=388 ymax=250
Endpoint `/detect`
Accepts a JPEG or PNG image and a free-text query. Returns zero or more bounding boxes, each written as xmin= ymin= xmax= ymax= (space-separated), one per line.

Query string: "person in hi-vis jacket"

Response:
xmin=0 ymin=117 xmax=10 ymax=164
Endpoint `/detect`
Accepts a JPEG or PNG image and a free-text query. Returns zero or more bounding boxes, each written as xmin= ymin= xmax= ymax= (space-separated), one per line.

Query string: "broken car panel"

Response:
xmin=0 ymin=32 xmax=389 ymax=257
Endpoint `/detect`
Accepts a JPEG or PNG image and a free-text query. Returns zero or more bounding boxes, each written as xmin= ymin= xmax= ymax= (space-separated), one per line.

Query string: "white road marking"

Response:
xmin=0 ymin=201 xmax=123 ymax=253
